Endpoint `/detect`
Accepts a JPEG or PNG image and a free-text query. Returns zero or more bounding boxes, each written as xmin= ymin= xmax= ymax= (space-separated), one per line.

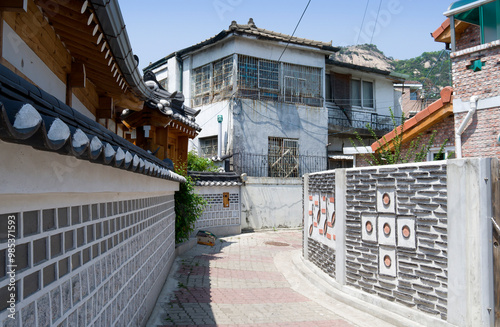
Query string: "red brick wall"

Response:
xmin=355 ymin=116 xmax=456 ymax=167
xmin=452 ymin=45 xmax=500 ymax=101
xmin=456 ymin=24 xmax=481 ymax=51
xmin=452 ymin=21 xmax=500 ymax=159
xmin=456 ymin=107 xmax=500 ymax=158
xmin=399 ymin=115 xmax=456 ymax=161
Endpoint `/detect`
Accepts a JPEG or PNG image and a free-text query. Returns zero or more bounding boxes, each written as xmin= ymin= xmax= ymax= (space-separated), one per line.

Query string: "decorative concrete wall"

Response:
xmin=0 ymin=141 xmax=179 ymax=327
xmin=195 ymin=185 xmax=241 ymax=236
xmin=303 ymin=159 xmax=496 ymax=327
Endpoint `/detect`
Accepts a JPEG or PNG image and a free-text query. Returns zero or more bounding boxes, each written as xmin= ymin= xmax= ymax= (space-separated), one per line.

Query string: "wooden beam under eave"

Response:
xmin=0 ymin=0 xmax=27 ymax=12
xmin=97 ymin=96 xmax=114 ymax=119
xmin=70 ymin=61 xmax=86 ymax=88
xmin=114 ymin=93 xmax=143 ymax=112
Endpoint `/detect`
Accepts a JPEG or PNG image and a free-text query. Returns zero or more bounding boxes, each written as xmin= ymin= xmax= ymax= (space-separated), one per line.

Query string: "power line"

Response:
xmin=370 ymin=0 xmax=382 ymax=45
xmin=356 ymin=0 xmax=370 ymax=45
xmin=277 ymin=0 xmax=312 ymax=63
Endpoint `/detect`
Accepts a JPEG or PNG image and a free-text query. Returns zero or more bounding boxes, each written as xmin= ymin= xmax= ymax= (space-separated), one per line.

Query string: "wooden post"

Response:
xmin=65 ymin=74 xmax=72 ymax=107
xmin=70 ymin=61 xmax=86 ymax=88
xmin=492 ymin=158 xmax=500 ymax=327
xmin=97 ymin=96 xmax=114 ymax=119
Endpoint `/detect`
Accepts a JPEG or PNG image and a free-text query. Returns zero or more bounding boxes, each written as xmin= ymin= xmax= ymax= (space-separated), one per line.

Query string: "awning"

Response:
xmin=328 ymin=155 xmax=354 ymax=160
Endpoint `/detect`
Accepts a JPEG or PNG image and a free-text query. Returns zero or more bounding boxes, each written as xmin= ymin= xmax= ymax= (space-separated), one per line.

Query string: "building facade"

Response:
xmin=433 ymin=0 xmax=500 ymax=159
xmin=146 ymin=19 xmax=404 ymax=176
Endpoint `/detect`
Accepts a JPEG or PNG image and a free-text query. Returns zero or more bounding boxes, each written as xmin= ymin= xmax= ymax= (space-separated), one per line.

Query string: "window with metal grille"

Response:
xmin=213 ymin=56 xmax=233 ymax=100
xmin=192 ymin=56 xmax=233 ymax=107
xmin=237 ymin=55 xmax=321 ymax=106
xmin=199 ymin=136 xmax=218 ymax=158
xmin=268 ymin=137 xmax=299 ymax=177
xmin=283 ymin=63 xmax=321 ymax=106
xmin=192 ymin=64 xmax=211 ymax=106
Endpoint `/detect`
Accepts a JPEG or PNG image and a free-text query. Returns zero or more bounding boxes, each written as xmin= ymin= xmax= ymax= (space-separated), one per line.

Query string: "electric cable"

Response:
xmin=277 ymin=0 xmax=312 ymax=63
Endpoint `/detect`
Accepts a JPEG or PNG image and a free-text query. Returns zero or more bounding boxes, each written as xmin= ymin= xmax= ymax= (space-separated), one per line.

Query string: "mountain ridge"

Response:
xmin=331 ymin=44 xmax=451 ymax=98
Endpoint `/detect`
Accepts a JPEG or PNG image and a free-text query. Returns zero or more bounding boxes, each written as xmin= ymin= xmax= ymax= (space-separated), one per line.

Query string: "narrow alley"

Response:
xmin=147 ymin=230 xmax=406 ymax=327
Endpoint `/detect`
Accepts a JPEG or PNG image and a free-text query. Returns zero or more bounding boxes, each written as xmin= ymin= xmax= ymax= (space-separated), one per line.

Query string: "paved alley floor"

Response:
xmin=146 ymin=230 xmax=399 ymax=327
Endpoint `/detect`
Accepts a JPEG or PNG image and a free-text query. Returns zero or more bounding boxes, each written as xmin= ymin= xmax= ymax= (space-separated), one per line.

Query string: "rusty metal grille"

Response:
xmin=192 ymin=56 xmax=233 ymax=107
xmin=283 ymin=63 xmax=321 ymax=106
xmin=237 ymin=55 xmax=321 ymax=105
xmin=213 ymin=56 xmax=233 ymax=101
xmin=199 ymin=136 xmax=218 ymax=158
xmin=268 ymin=137 xmax=299 ymax=177
xmin=192 ymin=64 xmax=211 ymax=107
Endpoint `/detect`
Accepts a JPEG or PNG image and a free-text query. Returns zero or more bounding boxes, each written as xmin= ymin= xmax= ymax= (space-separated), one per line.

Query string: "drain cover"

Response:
xmin=265 ymin=241 xmax=289 ymax=247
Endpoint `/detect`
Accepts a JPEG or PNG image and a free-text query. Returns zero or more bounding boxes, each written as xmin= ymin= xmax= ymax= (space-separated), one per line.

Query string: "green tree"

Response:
xmin=173 ymin=151 xmax=218 ymax=243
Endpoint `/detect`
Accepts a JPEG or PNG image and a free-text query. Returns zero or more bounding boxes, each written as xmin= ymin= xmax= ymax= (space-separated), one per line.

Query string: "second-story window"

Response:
xmin=191 ymin=54 xmax=322 ymax=107
xmin=351 ymin=79 xmax=374 ymax=109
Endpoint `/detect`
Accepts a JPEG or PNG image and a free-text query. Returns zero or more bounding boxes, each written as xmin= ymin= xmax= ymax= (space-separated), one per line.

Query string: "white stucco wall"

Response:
xmin=2 ymin=22 xmax=66 ymax=102
xmin=3 ymin=22 xmax=95 ymax=120
xmin=240 ymin=177 xmax=302 ymax=230
xmin=233 ymin=99 xmax=328 ymax=157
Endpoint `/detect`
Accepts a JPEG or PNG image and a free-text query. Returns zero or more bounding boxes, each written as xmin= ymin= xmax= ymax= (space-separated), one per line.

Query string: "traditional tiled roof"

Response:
xmin=0 ymin=63 xmax=185 ymax=183
xmin=188 ymin=171 xmax=242 ymax=187
xmin=145 ymin=18 xmax=339 ymax=71
xmin=372 ymin=86 xmax=454 ymax=151
xmin=325 ymin=58 xmax=407 ymax=82
xmin=226 ymin=18 xmax=337 ymax=50
xmin=139 ymin=72 xmax=201 ymax=132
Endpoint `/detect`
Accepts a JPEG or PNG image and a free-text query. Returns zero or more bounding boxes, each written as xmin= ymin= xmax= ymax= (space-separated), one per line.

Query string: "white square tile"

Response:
xmin=397 ymin=216 xmax=416 ymax=249
xmin=379 ymin=247 xmax=397 ymax=277
xmin=377 ymin=188 xmax=395 ymax=213
xmin=361 ymin=213 xmax=378 ymax=243
xmin=378 ymin=215 xmax=396 ymax=246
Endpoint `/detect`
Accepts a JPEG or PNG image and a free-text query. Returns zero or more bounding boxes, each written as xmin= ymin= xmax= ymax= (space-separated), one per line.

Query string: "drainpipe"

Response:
xmin=217 ymin=115 xmax=223 ymax=159
xmin=455 ymin=95 xmax=479 ymax=159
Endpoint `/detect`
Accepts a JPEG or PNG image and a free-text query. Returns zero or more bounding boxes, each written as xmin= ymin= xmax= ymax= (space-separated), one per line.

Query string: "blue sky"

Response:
xmin=119 ymin=0 xmax=453 ymax=71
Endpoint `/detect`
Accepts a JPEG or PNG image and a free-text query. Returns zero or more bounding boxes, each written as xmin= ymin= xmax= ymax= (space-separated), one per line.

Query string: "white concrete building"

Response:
xmin=146 ymin=19 xmax=404 ymax=176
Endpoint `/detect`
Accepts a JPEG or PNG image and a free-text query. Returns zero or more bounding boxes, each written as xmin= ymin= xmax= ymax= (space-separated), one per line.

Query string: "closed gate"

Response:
xmin=493 ymin=159 xmax=500 ymax=326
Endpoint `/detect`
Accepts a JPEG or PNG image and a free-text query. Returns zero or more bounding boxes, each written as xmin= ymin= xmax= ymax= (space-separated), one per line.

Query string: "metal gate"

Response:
xmin=493 ymin=158 xmax=500 ymax=326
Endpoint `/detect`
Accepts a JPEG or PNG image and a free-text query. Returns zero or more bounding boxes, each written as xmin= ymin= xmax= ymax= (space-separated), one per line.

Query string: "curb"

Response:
xmin=291 ymin=250 xmax=455 ymax=327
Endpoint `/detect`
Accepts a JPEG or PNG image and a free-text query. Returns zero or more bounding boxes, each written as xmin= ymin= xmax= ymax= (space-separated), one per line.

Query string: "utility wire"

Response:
xmin=277 ymin=0 xmax=312 ymax=63
xmin=356 ymin=0 xmax=370 ymax=45
xmin=369 ymin=0 xmax=383 ymax=45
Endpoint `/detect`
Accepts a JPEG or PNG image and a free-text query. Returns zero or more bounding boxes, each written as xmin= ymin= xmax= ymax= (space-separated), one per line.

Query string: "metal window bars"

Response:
xmin=268 ymin=137 xmax=299 ymax=177
xmin=192 ymin=56 xmax=233 ymax=107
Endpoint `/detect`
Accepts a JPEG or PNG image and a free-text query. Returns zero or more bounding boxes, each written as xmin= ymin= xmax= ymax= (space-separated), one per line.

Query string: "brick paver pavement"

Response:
xmin=147 ymin=230 xmax=394 ymax=327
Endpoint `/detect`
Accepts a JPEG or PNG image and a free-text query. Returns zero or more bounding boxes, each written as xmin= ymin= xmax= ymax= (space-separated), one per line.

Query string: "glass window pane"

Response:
xmin=351 ymin=80 xmax=361 ymax=107
xmin=362 ymin=81 xmax=374 ymax=108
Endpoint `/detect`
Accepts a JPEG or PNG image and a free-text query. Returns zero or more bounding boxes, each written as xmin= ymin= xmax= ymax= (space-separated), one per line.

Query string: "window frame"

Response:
xmin=199 ymin=136 xmax=218 ymax=158
xmin=268 ymin=137 xmax=299 ymax=177
xmin=350 ymin=78 xmax=375 ymax=110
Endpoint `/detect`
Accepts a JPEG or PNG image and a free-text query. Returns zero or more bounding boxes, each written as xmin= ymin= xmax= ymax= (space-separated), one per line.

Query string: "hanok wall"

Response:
xmin=303 ymin=159 xmax=497 ymax=327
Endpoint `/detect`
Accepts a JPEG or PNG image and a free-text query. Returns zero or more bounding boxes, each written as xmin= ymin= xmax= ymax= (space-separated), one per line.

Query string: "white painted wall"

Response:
xmin=2 ymin=22 xmax=66 ymax=102
xmin=0 ymin=140 xmax=179 ymax=199
xmin=240 ymin=177 xmax=302 ymax=230
xmin=233 ymin=99 xmax=328 ymax=157
xmin=189 ymin=100 xmax=230 ymax=155
xmin=3 ymin=22 xmax=96 ymax=120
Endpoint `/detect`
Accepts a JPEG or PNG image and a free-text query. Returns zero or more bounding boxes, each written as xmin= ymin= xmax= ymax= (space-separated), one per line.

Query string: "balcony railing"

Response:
xmin=232 ymin=152 xmax=326 ymax=178
xmin=327 ymin=104 xmax=402 ymax=133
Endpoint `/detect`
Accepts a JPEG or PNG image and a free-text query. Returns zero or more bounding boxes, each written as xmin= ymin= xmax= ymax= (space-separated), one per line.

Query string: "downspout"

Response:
xmin=176 ymin=54 xmax=183 ymax=93
xmin=455 ymin=95 xmax=479 ymax=158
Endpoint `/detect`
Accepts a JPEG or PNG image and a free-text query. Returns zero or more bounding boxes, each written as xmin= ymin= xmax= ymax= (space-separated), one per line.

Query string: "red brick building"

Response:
xmin=433 ymin=1 xmax=500 ymax=159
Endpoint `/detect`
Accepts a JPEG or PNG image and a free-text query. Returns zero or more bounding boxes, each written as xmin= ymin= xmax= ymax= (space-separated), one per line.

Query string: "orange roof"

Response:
xmin=372 ymin=86 xmax=454 ymax=152
xmin=432 ymin=18 xmax=451 ymax=42
xmin=432 ymin=18 xmax=471 ymax=44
